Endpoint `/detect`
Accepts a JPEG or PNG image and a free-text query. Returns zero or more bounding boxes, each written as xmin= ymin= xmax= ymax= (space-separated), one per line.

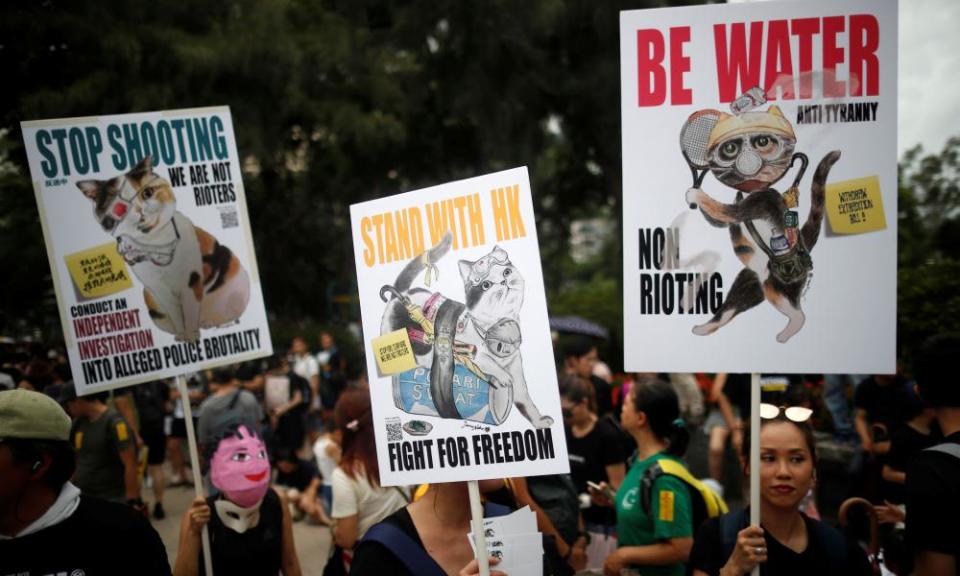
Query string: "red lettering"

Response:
xmin=669 ymin=26 xmax=692 ymax=105
xmin=822 ymin=16 xmax=846 ymax=98
xmin=791 ymin=18 xmax=820 ymax=99
xmin=849 ymin=14 xmax=879 ymax=96
xmin=637 ymin=29 xmax=666 ymax=106
xmin=764 ymin=20 xmax=794 ymax=100
xmin=714 ymin=22 xmax=764 ymax=103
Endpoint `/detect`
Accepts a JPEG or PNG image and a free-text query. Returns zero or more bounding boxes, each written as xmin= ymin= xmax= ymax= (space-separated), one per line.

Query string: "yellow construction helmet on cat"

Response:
xmin=707 ymin=105 xmax=795 ymax=153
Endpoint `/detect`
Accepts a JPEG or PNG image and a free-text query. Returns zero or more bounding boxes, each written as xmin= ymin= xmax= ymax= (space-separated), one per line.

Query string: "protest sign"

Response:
xmin=621 ymin=0 xmax=897 ymax=374
xmin=22 ymin=107 xmax=272 ymax=395
xmin=351 ymin=167 xmax=569 ymax=486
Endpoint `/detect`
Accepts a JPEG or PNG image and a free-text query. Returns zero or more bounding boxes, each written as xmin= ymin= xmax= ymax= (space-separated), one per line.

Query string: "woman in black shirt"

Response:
xmin=689 ymin=405 xmax=872 ymax=576
xmin=560 ymin=375 xmax=625 ymax=531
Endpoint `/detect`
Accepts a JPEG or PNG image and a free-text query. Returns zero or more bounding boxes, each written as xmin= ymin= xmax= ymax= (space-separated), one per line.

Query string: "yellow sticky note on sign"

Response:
xmin=372 ymin=329 xmax=417 ymax=376
xmin=826 ymin=176 xmax=887 ymax=235
xmin=64 ymin=242 xmax=133 ymax=299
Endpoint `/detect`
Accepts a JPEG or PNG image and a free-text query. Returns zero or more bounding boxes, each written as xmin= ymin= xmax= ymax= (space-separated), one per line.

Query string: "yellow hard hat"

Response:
xmin=707 ymin=106 xmax=795 ymax=152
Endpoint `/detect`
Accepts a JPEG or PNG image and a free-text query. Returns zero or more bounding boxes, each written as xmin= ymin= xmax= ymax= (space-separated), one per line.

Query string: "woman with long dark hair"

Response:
xmin=593 ymin=375 xmax=694 ymax=576
xmin=688 ymin=404 xmax=872 ymax=576
xmin=330 ymin=388 xmax=409 ymax=568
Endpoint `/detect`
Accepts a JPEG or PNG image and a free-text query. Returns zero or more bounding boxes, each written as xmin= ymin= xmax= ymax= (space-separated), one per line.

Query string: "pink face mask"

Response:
xmin=210 ymin=425 xmax=271 ymax=507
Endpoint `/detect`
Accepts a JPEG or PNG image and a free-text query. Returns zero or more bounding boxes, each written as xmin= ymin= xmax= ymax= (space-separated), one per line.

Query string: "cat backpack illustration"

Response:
xmin=379 ymin=232 xmax=553 ymax=429
xmin=680 ymin=88 xmax=841 ymax=343
xmin=78 ymin=156 xmax=250 ymax=343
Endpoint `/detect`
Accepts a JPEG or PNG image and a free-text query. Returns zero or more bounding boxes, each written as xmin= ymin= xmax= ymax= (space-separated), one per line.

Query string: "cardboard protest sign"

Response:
xmin=621 ymin=0 xmax=897 ymax=373
xmin=351 ymin=167 xmax=569 ymax=485
xmin=22 ymin=107 xmax=272 ymax=395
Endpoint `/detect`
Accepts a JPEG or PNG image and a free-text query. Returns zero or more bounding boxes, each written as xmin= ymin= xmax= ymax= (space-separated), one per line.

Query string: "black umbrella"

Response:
xmin=549 ymin=315 xmax=609 ymax=340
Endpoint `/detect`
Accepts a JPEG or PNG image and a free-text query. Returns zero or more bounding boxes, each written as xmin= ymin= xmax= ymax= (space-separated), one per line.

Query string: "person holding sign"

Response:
xmin=350 ymin=480 xmax=509 ymax=576
xmin=688 ymin=405 xmax=872 ymax=576
xmin=591 ymin=376 xmax=694 ymax=576
xmin=174 ymin=422 xmax=301 ymax=576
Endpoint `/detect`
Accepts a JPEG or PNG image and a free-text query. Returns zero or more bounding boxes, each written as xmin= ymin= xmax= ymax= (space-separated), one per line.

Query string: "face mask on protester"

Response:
xmin=214 ymin=498 xmax=262 ymax=534
xmin=210 ymin=425 xmax=270 ymax=509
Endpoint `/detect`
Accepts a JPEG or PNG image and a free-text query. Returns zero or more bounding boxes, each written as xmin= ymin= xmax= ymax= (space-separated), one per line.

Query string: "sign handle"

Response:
xmin=750 ymin=372 xmax=761 ymax=576
xmin=468 ymin=480 xmax=490 ymax=576
xmin=176 ymin=374 xmax=214 ymax=576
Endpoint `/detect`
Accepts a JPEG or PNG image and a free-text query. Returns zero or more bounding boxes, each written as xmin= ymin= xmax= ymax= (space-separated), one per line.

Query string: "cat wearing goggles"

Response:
xmin=78 ymin=156 xmax=250 ymax=343
xmin=683 ymin=105 xmax=841 ymax=343
xmin=380 ymin=232 xmax=553 ymax=429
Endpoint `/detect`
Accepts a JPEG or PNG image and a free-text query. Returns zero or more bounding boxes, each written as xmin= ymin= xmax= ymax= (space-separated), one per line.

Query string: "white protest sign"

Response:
xmin=22 ymin=107 xmax=273 ymax=395
xmin=351 ymin=167 xmax=569 ymax=486
xmin=621 ymin=0 xmax=897 ymax=373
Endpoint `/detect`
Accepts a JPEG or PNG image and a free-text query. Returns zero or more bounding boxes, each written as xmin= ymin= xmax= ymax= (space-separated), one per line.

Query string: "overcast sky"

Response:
xmin=899 ymin=0 xmax=960 ymax=155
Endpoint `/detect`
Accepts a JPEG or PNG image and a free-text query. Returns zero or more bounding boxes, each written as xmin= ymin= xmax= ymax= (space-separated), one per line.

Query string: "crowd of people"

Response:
xmin=0 ymin=332 xmax=957 ymax=576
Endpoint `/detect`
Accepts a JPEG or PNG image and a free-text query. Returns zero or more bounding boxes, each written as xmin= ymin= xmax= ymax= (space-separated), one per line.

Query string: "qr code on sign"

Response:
xmin=385 ymin=417 xmax=402 ymax=442
xmin=218 ymin=206 xmax=239 ymax=229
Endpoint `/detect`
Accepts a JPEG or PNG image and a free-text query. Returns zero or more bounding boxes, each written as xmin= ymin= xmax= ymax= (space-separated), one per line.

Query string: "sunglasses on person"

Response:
xmin=759 ymin=403 xmax=813 ymax=423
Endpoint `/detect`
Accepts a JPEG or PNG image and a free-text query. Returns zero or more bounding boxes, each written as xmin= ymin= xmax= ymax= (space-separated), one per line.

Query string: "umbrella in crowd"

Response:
xmin=549 ymin=315 xmax=609 ymax=340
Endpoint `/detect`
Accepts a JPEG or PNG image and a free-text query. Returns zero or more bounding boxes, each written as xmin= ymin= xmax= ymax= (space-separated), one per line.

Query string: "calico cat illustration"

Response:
xmin=380 ymin=232 xmax=553 ymax=429
xmin=78 ymin=156 xmax=250 ymax=342
xmin=683 ymin=105 xmax=840 ymax=343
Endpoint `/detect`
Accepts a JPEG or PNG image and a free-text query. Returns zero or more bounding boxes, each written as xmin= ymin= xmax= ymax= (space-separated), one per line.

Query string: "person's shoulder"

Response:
xmin=696 ymin=513 xmax=722 ymax=539
xmin=594 ymin=415 xmax=620 ymax=437
xmin=75 ymin=495 xmax=152 ymax=531
xmin=910 ymin=439 xmax=960 ymax=476
xmin=197 ymin=393 xmax=220 ymax=410
xmin=803 ymin=514 xmax=854 ymax=557
xmin=804 ymin=514 xmax=843 ymax=540
xmin=353 ymin=510 xmax=417 ymax=576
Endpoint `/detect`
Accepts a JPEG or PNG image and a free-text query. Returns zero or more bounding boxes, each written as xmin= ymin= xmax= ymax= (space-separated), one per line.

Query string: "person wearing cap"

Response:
xmin=61 ymin=383 xmax=142 ymax=508
xmin=0 ymin=389 xmax=170 ymax=575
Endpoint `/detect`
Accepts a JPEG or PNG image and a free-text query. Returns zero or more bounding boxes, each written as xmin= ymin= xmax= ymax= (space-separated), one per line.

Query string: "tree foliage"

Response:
xmin=0 ymin=1 xmax=956 ymax=371
xmin=897 ymin=137 xmax=960 ymax=365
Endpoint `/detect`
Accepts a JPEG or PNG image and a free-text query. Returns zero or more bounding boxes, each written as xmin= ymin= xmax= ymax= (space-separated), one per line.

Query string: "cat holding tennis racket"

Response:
xmin=679 ymin=89 xmax=841 ymax=344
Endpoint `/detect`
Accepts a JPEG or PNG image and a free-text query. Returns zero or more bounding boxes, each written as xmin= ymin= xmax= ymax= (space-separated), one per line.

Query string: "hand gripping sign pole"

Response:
xmin=177 ymin=374 xmax=215 ymax=576
xmin=750 ymin=373 xmax=761 ymax=576
xmin=469 ymin=480 xmax=491 ymax=576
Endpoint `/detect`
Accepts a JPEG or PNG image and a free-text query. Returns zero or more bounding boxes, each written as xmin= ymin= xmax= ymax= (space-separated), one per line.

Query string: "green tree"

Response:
xmin=897 ymin=137 xmax=960 ymax=364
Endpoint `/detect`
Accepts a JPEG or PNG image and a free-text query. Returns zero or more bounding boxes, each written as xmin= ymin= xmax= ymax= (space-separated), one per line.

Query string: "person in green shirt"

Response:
xmin=593 ymin=375 xmax=694 ymax=576
xmin=62 ymin=385 xmax=141 ymax=508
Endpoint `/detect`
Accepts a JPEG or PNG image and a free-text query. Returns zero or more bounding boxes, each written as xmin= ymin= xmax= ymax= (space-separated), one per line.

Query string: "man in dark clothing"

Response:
xmin=562 ymin=338 xmax=613 ymax=418
xmin=61 ymin=384 xmax=141 ymax=507
xmin=854 ymin=373 xmax=914 ymax=503
xmin=907 ymin=334 xmax=960 ymax=576
xmin=132 ymin=379 xmax=171 ymax=519
xmin=0 ymin=389 xmax=170 ymax=575
xmin=264 ymin=355 xmax=310 ymax=454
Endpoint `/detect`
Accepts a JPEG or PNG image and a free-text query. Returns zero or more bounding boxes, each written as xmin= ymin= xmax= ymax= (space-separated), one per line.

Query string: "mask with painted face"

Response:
xmin=210 ymin=425 xmax=270 ymax=508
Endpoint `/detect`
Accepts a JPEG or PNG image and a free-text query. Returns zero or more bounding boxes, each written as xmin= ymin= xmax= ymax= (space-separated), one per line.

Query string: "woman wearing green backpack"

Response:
xmin=592 ymin=376 xmax=695 ymax=576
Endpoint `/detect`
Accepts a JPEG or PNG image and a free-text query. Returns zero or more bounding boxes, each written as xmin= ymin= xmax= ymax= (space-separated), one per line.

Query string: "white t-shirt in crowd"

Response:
xmin=331 ymin=466 xmax=409 ymax=539
xmin=292 ymin=353 xmax=319 ymax=381
xmin=291 ymin=353 xmax=320 ymax=409
xmin=313 ymin=436 xmax=339 ymax=487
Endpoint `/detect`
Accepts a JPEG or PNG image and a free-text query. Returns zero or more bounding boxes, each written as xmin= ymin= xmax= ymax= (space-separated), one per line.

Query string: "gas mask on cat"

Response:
xmin=707 ymin=106 xmax=798 ymax=193
xmin=210 ymin=424 xmax=271 ymax=510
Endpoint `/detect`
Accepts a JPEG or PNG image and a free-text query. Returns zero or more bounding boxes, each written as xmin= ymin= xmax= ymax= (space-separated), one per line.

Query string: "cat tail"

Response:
xmin=801 ymin=150 xmax=841 ymax=252
xmin=392 ymin=231 xmax=453 ymax=293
